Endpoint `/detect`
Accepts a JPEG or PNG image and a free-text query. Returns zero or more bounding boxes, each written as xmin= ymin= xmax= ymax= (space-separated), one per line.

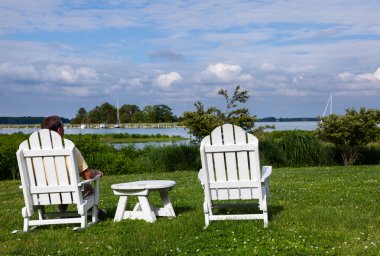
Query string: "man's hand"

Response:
xmin=81 ymin=169 xmax=104 ymax=180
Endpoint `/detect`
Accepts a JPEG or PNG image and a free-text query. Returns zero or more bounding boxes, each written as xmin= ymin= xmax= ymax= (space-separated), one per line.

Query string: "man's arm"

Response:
xmin=80 ymin=169 xmax=104 ymax=180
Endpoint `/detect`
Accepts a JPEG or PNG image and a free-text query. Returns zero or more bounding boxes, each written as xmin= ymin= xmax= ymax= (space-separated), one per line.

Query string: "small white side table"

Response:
xmin=111 ymin=180 xmax=176 ymax=223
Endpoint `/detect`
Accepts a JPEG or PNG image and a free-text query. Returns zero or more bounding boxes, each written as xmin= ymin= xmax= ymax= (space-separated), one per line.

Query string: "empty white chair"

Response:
xmin=198 ymin=124 xmax=272 ymax=228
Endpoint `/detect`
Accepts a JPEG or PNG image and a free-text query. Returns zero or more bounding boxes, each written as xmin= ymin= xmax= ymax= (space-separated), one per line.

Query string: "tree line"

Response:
xmin=0 ymin=116 xmax=70 ymax=125
xmin=71 ymin=103 xmax=178 ymax=124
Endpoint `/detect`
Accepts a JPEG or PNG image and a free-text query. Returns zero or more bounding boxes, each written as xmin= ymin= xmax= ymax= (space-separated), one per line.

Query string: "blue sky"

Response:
xmin=0 ymin=0 xmax=379 ymax=118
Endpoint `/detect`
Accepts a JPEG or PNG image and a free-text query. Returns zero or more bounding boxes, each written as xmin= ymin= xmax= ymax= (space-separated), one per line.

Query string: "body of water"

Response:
xmin=1 ymin=122 xmax=318 ymax=149
xmin=0 ymin=121 xmax=318 ymax=136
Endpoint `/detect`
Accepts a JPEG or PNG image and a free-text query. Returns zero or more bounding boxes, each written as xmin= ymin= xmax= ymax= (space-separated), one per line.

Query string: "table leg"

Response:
xmin=114 ymin=196 xmax=128 ymax=222
xmin=158 ymin=191 xmax=176 ymax=217
xmin=137 ymin=196 xmax=157 ymax=222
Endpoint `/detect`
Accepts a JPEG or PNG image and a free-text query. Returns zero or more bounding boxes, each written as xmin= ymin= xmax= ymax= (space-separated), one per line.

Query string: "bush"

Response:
xmin=2 ymin=131 xmax=380 ymax=181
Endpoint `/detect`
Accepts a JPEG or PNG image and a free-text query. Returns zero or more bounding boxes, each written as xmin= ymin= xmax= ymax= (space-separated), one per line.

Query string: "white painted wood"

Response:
xmin=40 ymin=129 xmax=61 ymax=204
xmin=211 ymin=126 xmax=228 ymax=199
xmin=198 ymin=124 xmax=272 ymax=228
xmin=15 ymin=129 xmax=100 ymax=232
xmin=112 ymin=180 xmax=176 ymax=223
xmin=29 ymin=131 xmax=50 ymax=205
xmin=52 ymin=136 xmax=73 ymax=205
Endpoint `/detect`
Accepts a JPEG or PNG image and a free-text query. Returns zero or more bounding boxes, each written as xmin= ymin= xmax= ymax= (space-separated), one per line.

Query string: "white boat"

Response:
xmin=80 ymin=124 xmax=87 ymax=129
xmin=99 ymin=123 xmax=106 ymax=128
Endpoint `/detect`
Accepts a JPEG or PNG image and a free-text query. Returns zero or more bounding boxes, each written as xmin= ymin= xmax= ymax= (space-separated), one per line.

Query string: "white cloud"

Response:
xmin=0 ymin=63 xmax=39 ymax=81
xmin=354 ymin=67 xmax=380 ymax=82
xmin=156 ymin=72 xmax=182 ymax=89
xmin=43 ymin=64 xmax=98 ymax=83
xmin=206 ymin=63 xmax=241 ymax=80
xmin=338 ymin=67 xmax=380 ymax=83
xmin=337 ymin=72 xmax=354 ymax=81
xmin=199 ymin=63 xmax=253 ymax=84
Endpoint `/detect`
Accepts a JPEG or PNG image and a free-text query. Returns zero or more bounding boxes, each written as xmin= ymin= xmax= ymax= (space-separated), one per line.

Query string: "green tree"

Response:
xmin=120 ymin=104 xmax=141 ymax=123
xmin=86 ymin=103 xmax=117 ymax=124
xmin=316 ymin=107 xmax=380 ymax=165
xmin=143 ymin=105 xmax=156 ymax=123
xmin=71 ymin=107 xmax=87 ymax=124
xmin=154 ymin=104 xmax=177 ymax=122
xmin=182 ymin=85 xmax=257 ymax=143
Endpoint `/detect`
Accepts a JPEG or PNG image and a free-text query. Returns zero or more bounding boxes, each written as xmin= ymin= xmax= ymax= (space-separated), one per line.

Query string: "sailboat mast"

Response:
xmin=116 ymin=99 xmax=120 ymax=125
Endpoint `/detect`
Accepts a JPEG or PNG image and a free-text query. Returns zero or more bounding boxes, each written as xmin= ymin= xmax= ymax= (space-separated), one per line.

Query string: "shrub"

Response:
xmin=279 ymin=131 xmax=326 ymax=166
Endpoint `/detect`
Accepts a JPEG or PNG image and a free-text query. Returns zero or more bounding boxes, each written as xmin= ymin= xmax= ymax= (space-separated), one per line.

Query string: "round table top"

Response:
xmin=111 ymin=180 xmax=176 ymax=190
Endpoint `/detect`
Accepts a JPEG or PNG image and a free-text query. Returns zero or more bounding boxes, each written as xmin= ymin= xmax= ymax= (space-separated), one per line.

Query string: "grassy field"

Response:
xmin=1 ymin=166 xmax=379 ymax=255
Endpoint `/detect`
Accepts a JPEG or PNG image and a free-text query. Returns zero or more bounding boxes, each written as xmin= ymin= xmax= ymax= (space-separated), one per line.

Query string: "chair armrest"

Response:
xmin=261 ymin=166 xmax=272 ymax=182
xmin=78 ymin=174 xmax=101 ymax=186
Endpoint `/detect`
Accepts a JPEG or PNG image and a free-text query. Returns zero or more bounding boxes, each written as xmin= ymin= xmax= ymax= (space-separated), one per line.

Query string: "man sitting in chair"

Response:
xmin=41 ymin=115 xmax=105 ymax=214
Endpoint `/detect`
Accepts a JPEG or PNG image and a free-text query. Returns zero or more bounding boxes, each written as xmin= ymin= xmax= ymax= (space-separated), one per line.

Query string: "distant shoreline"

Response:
xmin=0 ymin=123 xmax=186 ymax=129
xmin=0 ymin=120 xmax=321 ymax=129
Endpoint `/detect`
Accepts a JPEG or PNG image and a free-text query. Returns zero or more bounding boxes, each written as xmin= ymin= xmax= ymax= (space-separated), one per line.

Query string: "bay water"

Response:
xmin=0 ymin=121 xmax=318 ymax=148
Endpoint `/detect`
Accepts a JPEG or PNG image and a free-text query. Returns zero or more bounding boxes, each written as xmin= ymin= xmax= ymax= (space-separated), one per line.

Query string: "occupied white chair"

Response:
xmin=198 ymin=124 xmax=272 ymax=228
xmin=14 ymin=129 xmax=100 ymax=232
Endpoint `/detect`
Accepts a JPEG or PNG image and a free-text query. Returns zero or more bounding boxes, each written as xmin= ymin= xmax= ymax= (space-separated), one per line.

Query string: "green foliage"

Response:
xmin=2 ymin=166 xmax=380 ymax=255
xmin=316 ymin=107 xmax=380 ymax=165
xmin=259 ymin=131 xmax=337 ymax=167
xmin=71 ymin=107 xmax=87 ymax=124
xmin=0 ymin=133 xmax=28 ymax=180
xmin=70 ymin=103 xmax=177 ymax=124
xmin=279 ymin=131 xmax=328 ymax=167
xmin=2 ymin=131 xmax=380 ymax=181
xmin=0 ymin=116 xmax=70 ymax=124
xmin=182 ymin=85 xmax=257 ymax=143
xmin=182 ymin=102 xmax=224 ymax=143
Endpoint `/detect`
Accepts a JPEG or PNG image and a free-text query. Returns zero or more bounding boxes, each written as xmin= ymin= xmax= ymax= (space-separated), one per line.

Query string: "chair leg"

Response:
xmin=80 ymin=212 xmax=88 ymax=229
xmin=92 ymin=204 xmax=98 ymax=223
xmin=23 ymin=217 xmax=30 ymax=232
xmin=263 ymin=211 xmax=268 ymax=228
xmin=203 ymin=201 xmax=210 ymax=228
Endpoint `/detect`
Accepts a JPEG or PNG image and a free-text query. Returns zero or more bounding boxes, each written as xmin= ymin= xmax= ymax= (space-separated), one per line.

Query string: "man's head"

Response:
xmin=41 ymin=115 xmax=64 ymax=136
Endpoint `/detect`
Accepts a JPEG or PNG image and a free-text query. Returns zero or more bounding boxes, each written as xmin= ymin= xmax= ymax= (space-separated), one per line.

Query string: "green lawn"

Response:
xmin=1 ymin=166 xmax=379 ymax=255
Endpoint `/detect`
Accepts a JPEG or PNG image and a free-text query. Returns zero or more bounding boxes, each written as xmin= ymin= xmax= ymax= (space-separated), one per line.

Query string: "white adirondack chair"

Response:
xmin=14 ymin=129 xmax=100 ymax=232
xmin=198 ymin=124 xmax=272 ymax=228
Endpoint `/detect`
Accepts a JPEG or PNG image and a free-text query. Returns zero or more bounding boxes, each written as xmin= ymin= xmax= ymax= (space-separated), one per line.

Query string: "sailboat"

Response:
xmin=114 ymin=99 xmax=121 ymax=128
xmin=322 ymin=94 xmax=333 ymax=117
xmin=320 ymin=94 xmax=333 ymax=124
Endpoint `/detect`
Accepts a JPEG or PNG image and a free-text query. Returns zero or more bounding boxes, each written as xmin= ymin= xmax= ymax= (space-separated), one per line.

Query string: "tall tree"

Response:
xmin=71 ymin=107 xmax=87 ymax=124
xmin=120 ymin=104 xmax=141 ymax=123
xmin=154 ymin=104 xmax=177 ymax=122
xmin=182 ymin=85 xmax=257 ymax=143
